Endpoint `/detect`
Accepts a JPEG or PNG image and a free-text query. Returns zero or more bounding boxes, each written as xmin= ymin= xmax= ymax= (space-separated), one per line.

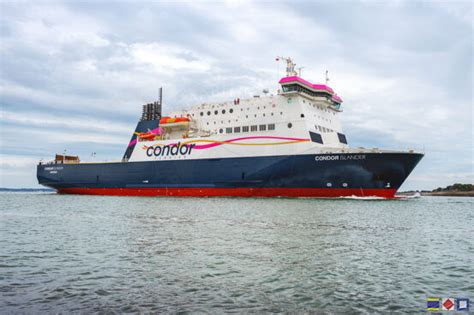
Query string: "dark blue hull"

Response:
xmin=37 ymin=153 xmax=423 ymax=198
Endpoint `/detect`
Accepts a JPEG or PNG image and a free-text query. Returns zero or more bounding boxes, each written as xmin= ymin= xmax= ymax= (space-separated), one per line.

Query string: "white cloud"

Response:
xmin=0 ymin=110 xmax=131 ymax=134
xmin=0 ymin=0 xmax=472 ymax=189
xmin=130 ymin=43 xmax=211 ymax=72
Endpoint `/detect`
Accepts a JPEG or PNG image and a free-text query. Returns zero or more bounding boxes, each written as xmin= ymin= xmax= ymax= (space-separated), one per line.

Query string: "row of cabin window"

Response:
xmin=198 ymin=104 xmax=277 ymax=117
xmin=220 ymin=123 xmax=276 ymax=134
xmin=200 ymin=108 xmax=235 ymax=116
xmin=316 ymin=124 xmax=334 ymax=133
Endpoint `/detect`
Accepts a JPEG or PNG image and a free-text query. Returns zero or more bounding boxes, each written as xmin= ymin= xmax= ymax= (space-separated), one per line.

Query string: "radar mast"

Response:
xmin=276 ymin=56 xmax=298 ymax=77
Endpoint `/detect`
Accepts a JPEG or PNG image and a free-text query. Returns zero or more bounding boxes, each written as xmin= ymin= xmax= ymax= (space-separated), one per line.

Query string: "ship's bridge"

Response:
xmin=279 ymin=76 xmax=343 ymax=110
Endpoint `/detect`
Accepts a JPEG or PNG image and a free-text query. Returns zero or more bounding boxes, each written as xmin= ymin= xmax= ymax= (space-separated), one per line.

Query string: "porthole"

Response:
xmin=230 ymin=109 xmax=234 ymax=113
xmin=288 ymin=123 xmax=293 ymax=128
xmin=214 ymin=110 xmax=218 ymax=115
xmin=200 ymin=112 xmax=204 ymax=116
xmin=301 ymin=114 xmax=305 ymax=118
xmin=222 ymin=109 xmax=226 ymax=114
xmin=207 ymin=111 xmax=211 ymax=116
xmin=219 ymin=128 xmax=223 ymax=133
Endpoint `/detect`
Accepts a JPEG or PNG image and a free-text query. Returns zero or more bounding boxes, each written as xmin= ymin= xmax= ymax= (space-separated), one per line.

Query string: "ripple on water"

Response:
xmin=0 ymin=194 xmax=472 ymax=313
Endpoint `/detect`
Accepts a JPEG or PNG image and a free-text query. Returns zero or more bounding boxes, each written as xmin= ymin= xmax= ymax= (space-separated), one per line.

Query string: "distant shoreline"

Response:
xmin=397 ymin=191 xmax=474 ymax=197
xmin=0 ymin=188 xmax=54 ymax=192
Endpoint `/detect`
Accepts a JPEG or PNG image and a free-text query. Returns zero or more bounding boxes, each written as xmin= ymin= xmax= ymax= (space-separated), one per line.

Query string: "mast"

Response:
xmin=276 ymin=56 xmax=298 ymax=77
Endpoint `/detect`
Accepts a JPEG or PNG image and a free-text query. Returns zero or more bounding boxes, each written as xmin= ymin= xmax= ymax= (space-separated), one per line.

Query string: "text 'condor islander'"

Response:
xmin=37 ymin=58 xmax=423 ymax=198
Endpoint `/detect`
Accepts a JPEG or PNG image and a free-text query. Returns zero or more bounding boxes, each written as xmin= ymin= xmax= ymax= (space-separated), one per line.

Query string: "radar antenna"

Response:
xmin=276 ymin=56 xmax=298 ymax=77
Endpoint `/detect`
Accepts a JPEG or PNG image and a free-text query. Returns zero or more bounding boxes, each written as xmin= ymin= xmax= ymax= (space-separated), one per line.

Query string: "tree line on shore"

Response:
xmin=433 ymin=183 xmax=473 ymax=192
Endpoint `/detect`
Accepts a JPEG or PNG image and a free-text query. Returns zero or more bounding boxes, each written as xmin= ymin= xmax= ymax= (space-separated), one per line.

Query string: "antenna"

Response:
xmin=325 ymin=70 xmax=330 ymax=85
xmin=297 ymin=67 xmax=305 ymax=77
xmin=159 ymin=87 xmax=163 ymax=105
xmin=276 ymin=56 xmax=298 ymax=77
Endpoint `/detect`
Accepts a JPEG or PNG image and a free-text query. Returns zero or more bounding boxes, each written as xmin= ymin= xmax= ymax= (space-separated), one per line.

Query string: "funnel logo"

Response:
xmin=146 ymin=142 xmax=196 ymax=157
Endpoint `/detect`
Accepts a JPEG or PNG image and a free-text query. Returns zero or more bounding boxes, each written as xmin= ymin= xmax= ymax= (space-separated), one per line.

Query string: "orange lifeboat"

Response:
xmin=160 ymin=117 xmax=190 ymax=124
xmin=137 ymin=132 xmax=157 ymax=140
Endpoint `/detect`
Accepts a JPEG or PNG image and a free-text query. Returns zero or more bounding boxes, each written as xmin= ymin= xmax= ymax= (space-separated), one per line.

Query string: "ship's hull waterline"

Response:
xmin=37 ymin=152 xmax=423 ymax=198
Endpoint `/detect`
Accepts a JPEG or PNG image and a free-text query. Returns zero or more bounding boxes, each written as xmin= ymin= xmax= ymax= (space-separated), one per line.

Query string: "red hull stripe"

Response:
xmin=57 ymin=187 xmax=397 ymax=198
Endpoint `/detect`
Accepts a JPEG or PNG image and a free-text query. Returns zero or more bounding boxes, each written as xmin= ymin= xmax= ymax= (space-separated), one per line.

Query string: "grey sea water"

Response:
xmin=0 ymin=193 xmax=472 ymax=313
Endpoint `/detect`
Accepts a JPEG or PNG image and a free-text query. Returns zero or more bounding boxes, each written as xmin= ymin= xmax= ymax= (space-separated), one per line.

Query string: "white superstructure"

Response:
xmin=129 ymin=58 xmax=348 ymax=162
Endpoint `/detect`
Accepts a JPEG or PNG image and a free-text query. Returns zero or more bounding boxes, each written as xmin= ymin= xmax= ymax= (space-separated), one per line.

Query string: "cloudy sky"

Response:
xmin=0 ymin=0 xmax=472 ymax=190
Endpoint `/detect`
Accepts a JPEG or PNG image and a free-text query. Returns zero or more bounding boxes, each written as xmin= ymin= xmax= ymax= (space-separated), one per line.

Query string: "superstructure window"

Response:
xmin=309 ymin=132 xmax=323 ymax=144
xmin=268 ymin=123 xmax=275 ymax=130
xmin=251 ymin=125 xmax=258 ymax=131
xmin=226 ymin=127 xmax=232 ymax=133
xmin=337 ymin=133 xmax=348 ymax=144
xmin=234 ymin=127 xmax=241 ymax=133
xmin=242 ymin=126 xmax=249 ymax=132
xmin=259 ymin=124 xmax=266 ymax=131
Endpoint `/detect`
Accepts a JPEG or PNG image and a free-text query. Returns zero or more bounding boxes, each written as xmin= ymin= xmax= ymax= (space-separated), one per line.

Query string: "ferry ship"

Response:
xmin=37 ymin=58 xmax=423 ymax=198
